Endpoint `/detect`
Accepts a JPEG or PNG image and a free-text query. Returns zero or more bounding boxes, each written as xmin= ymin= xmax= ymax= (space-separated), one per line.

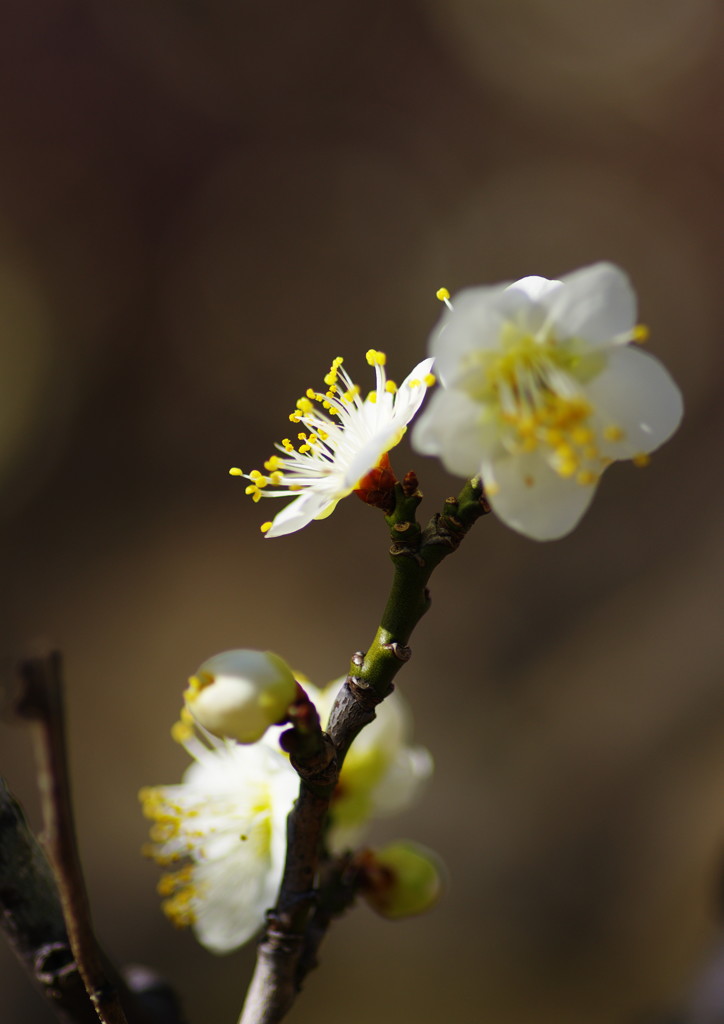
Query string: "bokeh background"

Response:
xmin=1 ymin=1 xmax=723 ymax=1022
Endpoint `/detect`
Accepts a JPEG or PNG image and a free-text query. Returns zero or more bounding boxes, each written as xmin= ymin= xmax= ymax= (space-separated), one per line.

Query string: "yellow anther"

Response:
xmin=296 ymin=397 xmax=313 ymax=414
xmin=385 ymin=380 xmax=398 ymax=394
xmin=306 ymin=388 xmax=316 ymax=399
xmin=282 ymin=438 xmax=294 ymax=451
xmin=632 ymin=453 xmax=651 ymax=467
xmin=571 ymin=426 xmax=594 ymax=445
xmin=252 ymin=491 xmax=262 ymax=502
xmin=264 ymin=455 xmax=282 ymax=471
xmin=171 ymin=720 xmax=193 ymax=744
xmin=603 ymin=424 xmax=625 ymax=442
xmin=318 ymin=429 xmax=329 ymax=440
xmin=229 ymin=467 xmax=243 ymax=477
xmin=366 ymin=349 xmax=387 ymax=366
xmin=408 ymin=379 xmax=421 ymax=388
xmin=545 ymin=429 xmax=564 ymax=447
xmin=249 ymin=469 xmax=263 ymax=480
xmin=289 ymin=412 xmax=302 ymax=423
xmin=260 ymin=521 xmax=273 ymax=534
xmin=299 ymin=444 xmax=311 ymax=454
xmin=436 ymin=287 xmax=451 ymax=303
xmin=423 ymin=373 xmax=436 ymax=386
xmin=269 ymin=472 xmax=283 ymax=485
xmin=632 ymin=324 xmax=650 ymax=343
xmin=297 ymin=432 xmax=307 ymax=441
xmin=555 ymin=459 xmax=578 ymax=478
xmin=244 ymin=485 xmax=258 ymax=496
xmin=367 ymin=391 xmax=377 ymax=404
xmin=576 ymin=469 xmax=598 ymax=486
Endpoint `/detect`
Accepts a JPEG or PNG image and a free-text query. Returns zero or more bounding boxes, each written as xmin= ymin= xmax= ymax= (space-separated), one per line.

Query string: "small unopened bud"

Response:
xmin=359 ymin=841 xmax=443 ymax=919
xmin=184 ymin=649 xmax=297 ymax=744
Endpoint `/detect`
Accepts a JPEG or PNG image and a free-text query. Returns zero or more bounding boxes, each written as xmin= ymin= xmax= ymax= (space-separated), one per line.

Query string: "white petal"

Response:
xmin=343 ymin=426 xmax=403 ymax=489
xmin=192 ymin=841 xmax=280 ymax=953
xmin=264 ymin=491 xmax=334 ymax=538
xmin=545 ymin=262 xmax=636 ymax=343
xmin=485 ymin=452 xmax=599 ymax=541
xmin=413 ymin=389 xmax=495 ymax=478
xmin=506 ymin=275 xmax=562 ymax=302
xmin=587 ymin=346 xmax=684 ymax=457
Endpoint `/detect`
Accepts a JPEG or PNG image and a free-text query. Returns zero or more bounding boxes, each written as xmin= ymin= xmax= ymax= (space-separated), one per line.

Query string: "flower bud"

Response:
xmin=184 ymin=649 xmax=297 ymax=744
xmin=359 ymin=841 xmax=443 ymax=919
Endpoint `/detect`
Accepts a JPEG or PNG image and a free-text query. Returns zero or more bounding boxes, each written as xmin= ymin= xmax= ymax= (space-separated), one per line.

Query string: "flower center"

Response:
xmin=463 ymin=326 xmax=610 ymax=486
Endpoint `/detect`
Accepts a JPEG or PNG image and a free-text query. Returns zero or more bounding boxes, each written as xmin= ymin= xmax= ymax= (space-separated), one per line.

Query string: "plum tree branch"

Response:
xmin=237 ymin=478 xmax=489 ymax=1024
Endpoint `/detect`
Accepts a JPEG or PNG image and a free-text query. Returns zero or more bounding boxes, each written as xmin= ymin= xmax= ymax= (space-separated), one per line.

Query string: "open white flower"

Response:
xmin=412 ymin=262 xmax=683 ymax=540
xmin=230 ymin=349 xmax=435 ymax=538
xmin=141 ymin=679 xmax=432 ymax=953
xmin=140 ymin=732 xmax=298 ymax=954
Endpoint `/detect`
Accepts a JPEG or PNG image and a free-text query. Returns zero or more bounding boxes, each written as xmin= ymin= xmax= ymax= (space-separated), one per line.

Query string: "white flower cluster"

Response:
xmin=141 ymin=670 xmax=432 ymax=954
xmin=230 ymin=262 xmax=681 ymax=541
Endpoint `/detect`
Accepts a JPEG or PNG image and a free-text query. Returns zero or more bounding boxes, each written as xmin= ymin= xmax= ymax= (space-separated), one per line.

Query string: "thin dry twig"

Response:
xmin=15 ymin=651 xmax=130 ymax=1024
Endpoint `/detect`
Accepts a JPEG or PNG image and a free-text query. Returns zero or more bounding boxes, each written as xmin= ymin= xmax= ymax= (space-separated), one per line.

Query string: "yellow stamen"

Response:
xmin=229 ymin=467 xmax=243 ymax=477
xmin=632 ymin=453 xmax=651 ymax=467
xmin=260 ymin=522 xmax=272 ymax=534
xmin=436 ymin=287 xmax=450 ymax=303
xmin=632 ymin=324 xmax=650 ymax=343
xmin=603 ymin=425 xmax=625 ymax=442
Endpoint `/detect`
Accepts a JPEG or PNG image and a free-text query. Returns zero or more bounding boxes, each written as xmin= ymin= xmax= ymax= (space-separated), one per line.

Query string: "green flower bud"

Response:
xmin=359 ymin=841 xmax=443 ymax=919
xmin=184 ymin=649 xmax=297 ymax=744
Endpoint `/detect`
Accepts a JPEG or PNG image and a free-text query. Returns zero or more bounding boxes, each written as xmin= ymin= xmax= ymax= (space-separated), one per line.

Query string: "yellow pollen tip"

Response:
xmin=260 ymin=521 xmax=272 ymax=534
xmin=603 ymin=425 xmax=625 ymax=442
xmin=632 ymin=453 xmax=651 ymax=467
xmin=632 ymin=324 xmax=650 ymax=343
xmin=576 ymin=470 xmax=598 ymax=486
xmin=229 ymin=467 xmax=243 ymax=476
xmin=367 ymin=391 xmax=377 ymax=404
xmin=385 ymin=380 xmax=397 ymax=393
xmin=423 ymin=373 xmax=436 ymax=386
xmin=436 ymin=287 xmax=451 ymax=302
xmin=366 ymin=349 xmax=387 ymax=366
xmin=171 ymin=720 xmax=193 ymax=744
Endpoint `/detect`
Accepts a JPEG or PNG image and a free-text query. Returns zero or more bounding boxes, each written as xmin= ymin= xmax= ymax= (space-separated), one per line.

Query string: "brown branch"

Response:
xmin=14 ymin=652 xmax=130 ymax=1024
xmin=238 ymin=480 xmax=489 ymax=1024
xmin=0 ymin=777 xmax=100 ymax=1024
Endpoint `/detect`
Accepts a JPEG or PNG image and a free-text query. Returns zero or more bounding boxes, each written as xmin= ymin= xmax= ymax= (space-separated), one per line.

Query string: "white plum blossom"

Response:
xmin=141 ymin=679 xmax=431 ymax=953
xmin=230 ymin=349 xmax=435 ymax=537
xmin=139 ymin=735 xmax=298 ymax=954
xmin=412 ymin=262 xmax=683 ymax=540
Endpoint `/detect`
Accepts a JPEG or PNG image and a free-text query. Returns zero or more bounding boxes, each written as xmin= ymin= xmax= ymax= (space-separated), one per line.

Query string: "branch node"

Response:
xmin=381 ymin=641 xmax=412 ymax=663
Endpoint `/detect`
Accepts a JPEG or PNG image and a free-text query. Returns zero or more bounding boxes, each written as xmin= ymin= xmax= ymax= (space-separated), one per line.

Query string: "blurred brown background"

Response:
xmin=1 ymin=1 xmax=723 ymax=1022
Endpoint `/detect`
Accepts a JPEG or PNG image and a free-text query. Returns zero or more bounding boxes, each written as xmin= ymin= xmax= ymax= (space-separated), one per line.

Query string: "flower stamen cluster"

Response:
xmin=230 ymin=350 xmax=434 ymax=538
